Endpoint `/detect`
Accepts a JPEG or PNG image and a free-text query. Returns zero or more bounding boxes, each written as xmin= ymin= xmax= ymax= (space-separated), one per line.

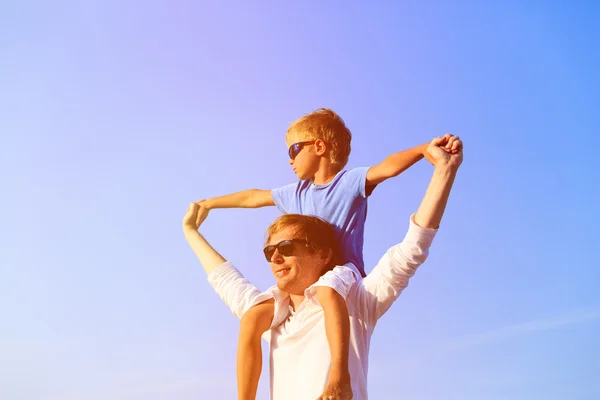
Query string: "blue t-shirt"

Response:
xmin=271 ymin=167 xmax=370 ymax=277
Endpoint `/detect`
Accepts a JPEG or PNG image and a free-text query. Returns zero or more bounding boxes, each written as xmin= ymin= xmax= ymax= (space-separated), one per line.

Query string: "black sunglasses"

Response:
xmin=263 ymin=239 xmax=308 ymax=261
xmin=288 ymin=141 xmax=316 ymax=160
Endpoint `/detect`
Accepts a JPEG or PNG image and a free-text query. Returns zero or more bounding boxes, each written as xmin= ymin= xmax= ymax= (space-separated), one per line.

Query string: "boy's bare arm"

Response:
xmin=366 ymin=142 xmax=431 ymax=187
xmin=200 ymin=189 xmax=275 ymax=209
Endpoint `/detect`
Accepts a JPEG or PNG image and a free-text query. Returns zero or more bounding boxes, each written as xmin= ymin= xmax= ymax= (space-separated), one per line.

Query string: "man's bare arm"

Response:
xmin=414 ymin=134 xmax=462 ymax=229
xmin=183 ymin=202 xmax=226 ymax=275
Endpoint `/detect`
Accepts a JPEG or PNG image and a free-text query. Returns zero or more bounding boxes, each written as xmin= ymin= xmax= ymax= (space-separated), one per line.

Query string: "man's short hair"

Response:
xmin=286 ymin=108 xmax=352 ymax=169
xmin=265 ymin=214 xmax=342 ymax=272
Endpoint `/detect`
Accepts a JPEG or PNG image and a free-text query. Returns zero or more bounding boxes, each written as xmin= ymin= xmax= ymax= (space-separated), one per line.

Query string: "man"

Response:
xmin=183 ymin=136 xmax=463 ymax=399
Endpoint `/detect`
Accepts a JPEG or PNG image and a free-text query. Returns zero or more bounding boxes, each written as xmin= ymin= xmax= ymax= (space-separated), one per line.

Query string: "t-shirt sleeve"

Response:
xmin=271 ymin=182 xmax=298 ymax=214
xmin=344 ymin=167 xmax=370 ymax=198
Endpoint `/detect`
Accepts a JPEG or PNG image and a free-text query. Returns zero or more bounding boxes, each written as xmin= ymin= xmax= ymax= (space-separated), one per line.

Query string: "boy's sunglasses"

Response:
xmin=288 ymin=141 xmax=316 ymax=160
xmin=263 ymin=239 xmax=308 ymax=261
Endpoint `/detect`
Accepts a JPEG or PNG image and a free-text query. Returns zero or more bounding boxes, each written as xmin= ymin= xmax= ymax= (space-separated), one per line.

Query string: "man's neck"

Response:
xmin=312 ymin=162 xmax=342 ymax=185
xmin=288 ymin=293 xmax=305 ymax=311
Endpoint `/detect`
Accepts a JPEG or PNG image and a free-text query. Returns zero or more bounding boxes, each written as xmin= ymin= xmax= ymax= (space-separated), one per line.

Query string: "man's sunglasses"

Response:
xmin=288 ymin=141 xmax=316 ymax=160
xmin=263 ymin=239 xmax=308 ymax=261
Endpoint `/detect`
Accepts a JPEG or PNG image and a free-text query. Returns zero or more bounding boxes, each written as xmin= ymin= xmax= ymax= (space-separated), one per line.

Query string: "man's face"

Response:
xmin=266 ymin=225 xmax=328 ymax=295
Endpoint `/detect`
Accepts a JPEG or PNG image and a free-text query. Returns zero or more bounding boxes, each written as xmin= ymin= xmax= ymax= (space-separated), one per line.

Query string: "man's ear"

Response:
xmin=319 ymin=248 xmax=333 ymax=266
xmin=314 ymin=139 xmax=327 ymax=156
xmin=317 ymin=248 xmax=335 ymax=275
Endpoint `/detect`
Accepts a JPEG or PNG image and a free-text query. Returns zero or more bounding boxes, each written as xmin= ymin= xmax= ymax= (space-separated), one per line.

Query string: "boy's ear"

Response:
xmin=314 ymin=139 xmax=327 ymax=156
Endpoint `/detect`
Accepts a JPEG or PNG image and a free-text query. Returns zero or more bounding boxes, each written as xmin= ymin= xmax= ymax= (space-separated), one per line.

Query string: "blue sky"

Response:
xmin=1 ymin=1 xmax=599 ymax=399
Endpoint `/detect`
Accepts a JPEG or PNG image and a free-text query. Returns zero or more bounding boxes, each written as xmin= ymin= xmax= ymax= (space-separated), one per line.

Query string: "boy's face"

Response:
xmin=286 ymin=133 xmax=320 ymax=180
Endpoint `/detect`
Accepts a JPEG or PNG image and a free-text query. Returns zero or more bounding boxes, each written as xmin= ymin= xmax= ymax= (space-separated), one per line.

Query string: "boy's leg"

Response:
xmin=316 ymin=287 xmax=353 ymax=400
xmin=237 ymin=299 xmax=274 ymax=400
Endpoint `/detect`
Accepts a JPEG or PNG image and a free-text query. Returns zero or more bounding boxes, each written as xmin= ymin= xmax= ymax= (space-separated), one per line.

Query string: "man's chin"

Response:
xmin=275 ymin=280 xmax=289 ymax=291
xmin=275 ymin=277 xmax=298 ymax=293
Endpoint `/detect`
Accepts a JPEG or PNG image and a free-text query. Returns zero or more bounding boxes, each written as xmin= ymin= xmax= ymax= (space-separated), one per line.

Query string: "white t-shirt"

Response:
xmin=208 ymin=215 xmax=437 ymax=400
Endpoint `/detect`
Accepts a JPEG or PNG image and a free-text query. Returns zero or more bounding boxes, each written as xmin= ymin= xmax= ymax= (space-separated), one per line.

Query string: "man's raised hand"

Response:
xmin=426 ymin=133 xmax=463 ymax=169
xmin=182 ymin=202 xmax=209 ymax=231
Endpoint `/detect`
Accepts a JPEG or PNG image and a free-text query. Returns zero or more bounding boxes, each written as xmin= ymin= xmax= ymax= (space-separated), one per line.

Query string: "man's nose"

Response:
xmin=288 ymin=158 xmax=294 ymax=165
xmin=271 ymin=249 xmax=285 ymax=264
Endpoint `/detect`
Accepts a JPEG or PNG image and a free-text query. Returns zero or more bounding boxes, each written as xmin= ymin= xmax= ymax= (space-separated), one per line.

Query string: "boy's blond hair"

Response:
xmin=286 ymin=108 xmax=352 ymax=169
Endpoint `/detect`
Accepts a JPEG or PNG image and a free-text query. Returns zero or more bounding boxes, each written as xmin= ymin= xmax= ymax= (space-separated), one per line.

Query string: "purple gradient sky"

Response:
xmin=1 ymin=1 xmax=599 ymax=399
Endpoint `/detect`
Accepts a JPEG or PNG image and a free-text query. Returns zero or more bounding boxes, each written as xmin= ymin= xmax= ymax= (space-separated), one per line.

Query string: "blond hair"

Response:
xmin=265 ymin=214 xmax=341 ymax=272
xmin=286 ymin=108 xmax=352 ymax=168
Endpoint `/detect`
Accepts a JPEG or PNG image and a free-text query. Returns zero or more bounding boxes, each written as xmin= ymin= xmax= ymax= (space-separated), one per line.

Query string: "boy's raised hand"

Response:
xmin=182 ymin=202 xmax=209 ymax=231
xmin=427 ymin=134 xmax=463 ymax=168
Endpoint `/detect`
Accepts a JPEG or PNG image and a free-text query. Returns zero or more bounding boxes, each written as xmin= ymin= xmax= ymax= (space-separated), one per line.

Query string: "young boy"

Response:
xmin=199 ymin=108 xmax=446 ymax=400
